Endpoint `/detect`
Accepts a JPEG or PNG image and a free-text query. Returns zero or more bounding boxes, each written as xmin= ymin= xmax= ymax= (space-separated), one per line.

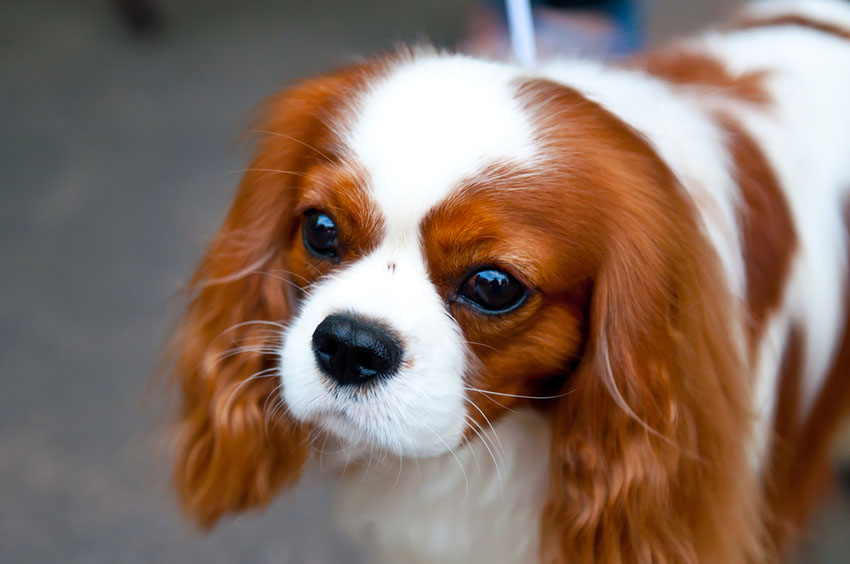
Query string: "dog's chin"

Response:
xmin=280 ymin=369 xmax=468 ymax=459
xmin=314 ymin=410 xmax=460 ymax=459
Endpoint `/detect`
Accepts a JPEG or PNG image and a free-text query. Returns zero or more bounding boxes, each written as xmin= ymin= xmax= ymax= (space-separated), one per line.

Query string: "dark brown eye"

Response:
xmin=302 ymin=210 xmax=339 ymax=258
xmin=459 ymin=268 xmax=527 ymax=314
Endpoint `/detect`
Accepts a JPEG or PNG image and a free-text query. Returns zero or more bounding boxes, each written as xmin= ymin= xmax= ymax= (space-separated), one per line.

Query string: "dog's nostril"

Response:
xmin=354 ymin=348 xmax=375 ymax=371
xmin=311 ymin=313 xmax=403 ymax=386
xmin=317 ymin=337 xmax=338 ymax=358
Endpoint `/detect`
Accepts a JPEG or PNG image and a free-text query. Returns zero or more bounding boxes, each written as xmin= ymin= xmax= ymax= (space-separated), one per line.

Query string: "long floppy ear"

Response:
xmin=167 ymin=64 xmax=377 ymax=527
xmin=536 ymin=98 xmax=765 ymax=561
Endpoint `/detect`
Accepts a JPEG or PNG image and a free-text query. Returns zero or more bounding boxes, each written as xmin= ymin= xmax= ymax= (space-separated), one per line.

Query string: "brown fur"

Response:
xmin=734 ymin=14 xmax=850 ymax=41
xmin=766 ymin=202 xmax=850 ymax=551
xmin=167 ymin=62 xmax=381 ymax=527
xmin=765 ymin=325 xmax=806 ymax=551
xmin=718 ymin=113 xmax=798 ymax=348
xmin=633 ymin=48 xmax=770 ymax=105
xmin=421 ymin=163 xmax=590 ymax=429
xmin=511 ymin=79 xmax=765 ymax=563
xmin=719 ymin=111 xmax=803 ymax=549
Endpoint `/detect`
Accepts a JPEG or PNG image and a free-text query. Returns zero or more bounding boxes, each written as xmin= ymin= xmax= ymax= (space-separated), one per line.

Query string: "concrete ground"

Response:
xmin=1 ymin=0 xmax=847 ymax=562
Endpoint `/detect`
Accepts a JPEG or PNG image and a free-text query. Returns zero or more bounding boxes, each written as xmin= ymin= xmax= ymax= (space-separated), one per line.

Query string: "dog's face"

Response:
xmin=278 ymin=56 xmax=591 ymax=456
xmin=172 ymin=53 xmax=755 ymax=559
xmin=174 ymin=51 xmax=678 ymax=475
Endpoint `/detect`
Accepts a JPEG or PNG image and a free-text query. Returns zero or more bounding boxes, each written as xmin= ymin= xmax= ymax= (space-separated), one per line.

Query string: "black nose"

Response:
xmin=311 ymin=314 xmax=403 ymax=386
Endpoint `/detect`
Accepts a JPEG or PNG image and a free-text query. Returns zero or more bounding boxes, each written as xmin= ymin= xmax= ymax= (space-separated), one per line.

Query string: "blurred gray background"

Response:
xmin=1 ymin=0 xmax=847 ymax=562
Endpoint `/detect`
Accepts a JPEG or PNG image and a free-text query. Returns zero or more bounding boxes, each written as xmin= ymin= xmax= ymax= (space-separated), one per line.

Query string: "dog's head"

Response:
xmin=169 ymin=52 xmax=758 ymax=561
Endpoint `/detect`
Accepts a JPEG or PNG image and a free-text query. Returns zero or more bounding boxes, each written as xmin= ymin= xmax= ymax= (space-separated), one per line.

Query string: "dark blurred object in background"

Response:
xmin=463 ymin=0 xmax=645 ymax=60
xmin=114 ymin=0 xmax=163 ymax=37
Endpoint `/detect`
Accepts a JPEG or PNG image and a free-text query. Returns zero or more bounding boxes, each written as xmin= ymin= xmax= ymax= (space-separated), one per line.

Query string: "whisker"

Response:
xmin=463 ymin=396 xmax=508 ymax=466
xmin=310 ymin=437 xmax=352 ymax=457
xmin=217 ymin=319 xmax=286 ymax=335
xmin=251 ymin=129 xmax=334 ymax=163
xmin=221 ymin=367 xmax=279 ymax=413
xmin=266 ymin=268 xmax=313 ymax=286
xmin=464 ymin=414 xmax=504 ymax=495
xmin=465 ymin=409 xmax=506 ymax=479
xmin=207 ymin=320 xmax=286 ymax=366
xmin=205 ymin=345 xmax=279 ymax=369
xmin=317 ymin=430 xmax=328 ymax=472
xmin=458 ymin=414 xmax=484 ymax=477
xmin=421 ymin=421 xmax=469 ymax=505
xmin=340 ymin=441 xmax=352 ymax=476
xmin=393 ymin=450 xmax=404 ymax=489
xmin=361 ymin=440 xmax=376 ymax=484
xmin=262 ymin=383 xmax=285 ymax=440
xmin=227 ymin=167 xmax=311 ymax=179
xmin=303 ymin=260 xmax=324 ymax=277
xmin=464 ymin=340 xmax=500 ymax=353
xmin=252 ymin=270 xmax=310 ymax=294
xmin=267 ymin=394 xmax=296 ymax=439
xmin=465 ymin=389 xmax=517 ymax=413
xmin=465 ymin=386 xmax=574 ymax=401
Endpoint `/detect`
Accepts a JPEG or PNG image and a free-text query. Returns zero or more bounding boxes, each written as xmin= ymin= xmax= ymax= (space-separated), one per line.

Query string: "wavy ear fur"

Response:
xmin=167 ymin=64 xmax=377 ymax=527
xmin=526 ymin=81 xmax=766 ymax=562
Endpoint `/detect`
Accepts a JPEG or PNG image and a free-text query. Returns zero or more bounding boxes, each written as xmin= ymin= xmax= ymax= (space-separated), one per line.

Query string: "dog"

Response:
xmin=167 ymin=1 xmax=850 ymax=561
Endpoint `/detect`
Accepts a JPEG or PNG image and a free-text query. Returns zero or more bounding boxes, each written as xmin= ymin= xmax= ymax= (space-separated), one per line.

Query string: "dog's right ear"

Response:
xmin=166 ymin=62 xmax=381 ymax=528
xmin=518 ymin=78 xmax=765 ymax=562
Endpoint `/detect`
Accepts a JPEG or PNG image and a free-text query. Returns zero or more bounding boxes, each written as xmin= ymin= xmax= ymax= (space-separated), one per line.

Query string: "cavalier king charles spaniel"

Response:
xmin=167 ymin=1 xmax=850 ymax=561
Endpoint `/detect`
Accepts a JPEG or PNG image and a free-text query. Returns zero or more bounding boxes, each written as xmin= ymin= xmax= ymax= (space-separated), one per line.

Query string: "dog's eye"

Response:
xmin=460 ymin=268 xmax=527 ymax=314
xmin=302 ymin=210 xmax=339 ymax=258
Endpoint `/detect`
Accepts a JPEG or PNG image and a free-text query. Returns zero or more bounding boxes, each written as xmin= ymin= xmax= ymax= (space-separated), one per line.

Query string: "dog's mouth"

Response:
xmin=288 ymin=385 xmax=465 ymax=459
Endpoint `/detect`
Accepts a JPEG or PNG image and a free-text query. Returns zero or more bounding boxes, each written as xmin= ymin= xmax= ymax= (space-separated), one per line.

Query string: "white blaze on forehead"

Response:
xmin=344 ymin=55 xmax=538 ymax=240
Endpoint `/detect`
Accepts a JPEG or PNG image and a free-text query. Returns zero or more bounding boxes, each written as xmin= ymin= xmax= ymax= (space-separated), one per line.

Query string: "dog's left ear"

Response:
xmin=168 ymin=185 xmax=308 ymax=528
xmin=167 ymin=64 xmax=378 ymax=527
xmin=524 ymin=85 xmax=767 ymax=561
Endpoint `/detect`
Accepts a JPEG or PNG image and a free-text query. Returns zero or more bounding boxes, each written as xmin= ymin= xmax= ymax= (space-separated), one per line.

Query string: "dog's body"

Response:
xmin=170 ymin=2 xmax=850 ymax=562
xmin=337 ymin=6 xmax=850 ymax=560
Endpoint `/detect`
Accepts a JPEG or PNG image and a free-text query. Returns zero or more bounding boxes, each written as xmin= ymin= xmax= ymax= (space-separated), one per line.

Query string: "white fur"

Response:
xmin=348 ymin=54 xmax=539 ymax=243
xmin=700 ymin=16 xmax=850 ymax=455
xmin=280 ymin=247 xmax=470 ymax=456
xmin=280 ymin=55 xmax=539 ymax=456
xmin=334 ymin=409 xmax=550 ymax=564
xmin=746 ymin=0 xmax=850 ymax=29
xmin=275 ymin=3 xmax=850 ymax=560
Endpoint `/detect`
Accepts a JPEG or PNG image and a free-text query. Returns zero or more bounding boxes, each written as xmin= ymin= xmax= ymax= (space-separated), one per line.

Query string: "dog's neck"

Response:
xmin=320 ymin=409 xmax=550 ymax=564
